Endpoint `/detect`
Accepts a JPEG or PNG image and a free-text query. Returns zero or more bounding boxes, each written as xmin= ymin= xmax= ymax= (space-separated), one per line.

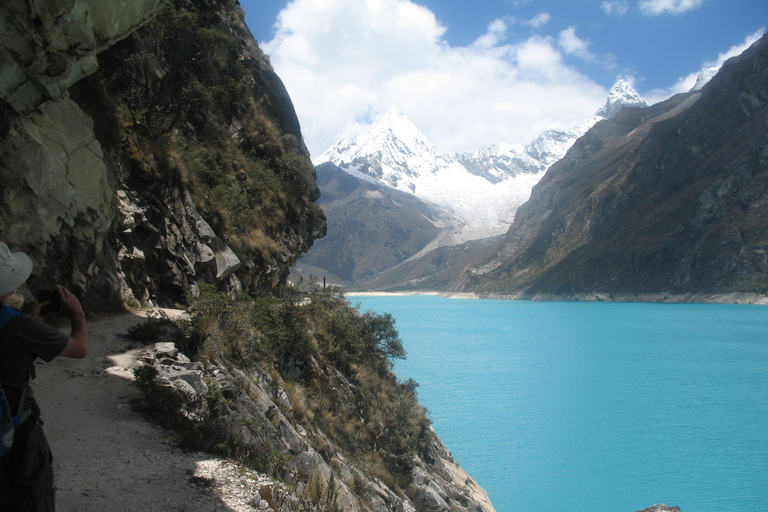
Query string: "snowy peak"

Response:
xmin=691 ymin=66 xmax=719 ymax=91
xmin=314 ymin=82 xmax=652 ymax=241
xmin=315 ymin=106 xmax=446 ymax=182
xmin=596 ymin=79 xmax=649 ymax=118
xmin=364 ymin=107 xmax=442 ymax=162
xmin=455 ymin=127 xmax=588 ymax=184
xmin=371 ymin=106 xmax=419 ymax=135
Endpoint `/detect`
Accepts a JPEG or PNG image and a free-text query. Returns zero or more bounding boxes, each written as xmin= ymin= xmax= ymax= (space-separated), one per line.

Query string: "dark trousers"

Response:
xmin=0 ymin=420 xmax=56 ymax=511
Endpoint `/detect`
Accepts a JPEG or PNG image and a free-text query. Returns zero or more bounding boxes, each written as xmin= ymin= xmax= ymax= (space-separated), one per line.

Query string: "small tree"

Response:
xmin=362 ymin=311 xmax=406 ymax=371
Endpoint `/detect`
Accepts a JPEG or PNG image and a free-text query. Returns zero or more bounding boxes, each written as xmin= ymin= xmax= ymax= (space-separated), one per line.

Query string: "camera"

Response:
xmin=37 ymin=288 xmax=63 ymax=315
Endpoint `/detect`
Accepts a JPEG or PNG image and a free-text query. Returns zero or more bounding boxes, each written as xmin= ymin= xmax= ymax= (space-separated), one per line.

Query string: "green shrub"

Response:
xmin=134 ymin=284 xmax=434 ymax=492
xmin=187 ymin=284 xmax=268 ymax=367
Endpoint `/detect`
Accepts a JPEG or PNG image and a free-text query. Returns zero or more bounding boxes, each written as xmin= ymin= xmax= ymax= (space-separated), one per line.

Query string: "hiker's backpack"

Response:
xmin=0 ymin=306 xmax=32 ymax=458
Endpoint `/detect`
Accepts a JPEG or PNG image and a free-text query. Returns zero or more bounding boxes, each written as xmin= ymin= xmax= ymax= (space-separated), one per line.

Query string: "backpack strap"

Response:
xmin=0 ymin=306 xmax=31 ymax=425
xmin=14 ymin=384 xmax=32 ymax=425
xmin=0 ymin=306 xmax=20 ymax=328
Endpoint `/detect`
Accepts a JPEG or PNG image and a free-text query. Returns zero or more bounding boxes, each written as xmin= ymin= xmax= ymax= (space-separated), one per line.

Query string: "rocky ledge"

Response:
xmin=637 ymin=506 xmax=681 ymax=512
xmin=138 ymin=340 xmax=495 ymax=512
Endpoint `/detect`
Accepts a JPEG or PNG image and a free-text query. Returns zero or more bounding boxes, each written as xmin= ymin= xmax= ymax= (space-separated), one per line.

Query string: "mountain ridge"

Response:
xmin=449 ymin=32 xmax=768 ymax=300
xmin=314 ymin=80 xmax=648 ymax=242
xmin=301 ymin=80 xmax=652 ymax=288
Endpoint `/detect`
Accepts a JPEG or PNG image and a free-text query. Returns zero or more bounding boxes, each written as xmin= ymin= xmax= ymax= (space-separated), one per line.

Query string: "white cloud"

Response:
xmin=645 ymin=28 xmax=764 ymax=103
xmin=263 ymin=0 xmax=606 ymax=156
xmin=558 ymin=26 xmax=596 ymax=62
xmin=639 ymin=0 xmax=705 ymax=16
xmin=601 ymin=1 xmax=629 ymax=16
xmin=473 ymin=18 xmax=510 ymax=50
xmin=526 ymin=12 xmax=551 ymax=28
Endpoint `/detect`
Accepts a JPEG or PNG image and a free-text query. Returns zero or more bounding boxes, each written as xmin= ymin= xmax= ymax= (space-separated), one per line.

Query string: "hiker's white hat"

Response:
xmin=0 ymin=242 xmax=33 ymax=296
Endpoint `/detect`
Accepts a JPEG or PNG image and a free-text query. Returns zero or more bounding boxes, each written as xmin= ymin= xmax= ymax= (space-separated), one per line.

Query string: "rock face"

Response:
xmin=1 ymin=0 xmax=161 ymax=304
xmin=0 ymin=0 xmax=165 ymax=114
xmin=140 ymin=339 xmax=495 ymax=512
xmin=0 ymin=0 xmax=325 ymax=308
xmin=636 ymin=506 xmax=682 ymax=512
xmin=452 ymin=33 xmax=768 ymax=301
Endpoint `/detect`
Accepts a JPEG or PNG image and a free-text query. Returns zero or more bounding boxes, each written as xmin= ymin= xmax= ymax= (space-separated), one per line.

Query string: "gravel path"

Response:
xmin=32 ymin=309 xmax=272 ymax=512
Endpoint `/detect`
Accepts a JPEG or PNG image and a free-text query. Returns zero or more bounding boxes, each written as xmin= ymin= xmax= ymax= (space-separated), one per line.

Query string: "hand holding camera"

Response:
xmin=33 ymin=286 xmax=83 ymax=320
xmin=37 ymin=288 xmax=63 ymax=315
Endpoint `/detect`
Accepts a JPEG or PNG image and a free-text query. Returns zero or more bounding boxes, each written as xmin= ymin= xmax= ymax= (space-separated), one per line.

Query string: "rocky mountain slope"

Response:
xmin=134 ymin=296 xmax=495 ymax=512
xmin=297 ymin=162 xmax=461 ymax=284
xmin=451 ymin=33 xmax=768 ymax=301
xmin=303 ymin=81 xmax=648 ymax=289
xmin=1 ymin=0 xmax=325 ymax=308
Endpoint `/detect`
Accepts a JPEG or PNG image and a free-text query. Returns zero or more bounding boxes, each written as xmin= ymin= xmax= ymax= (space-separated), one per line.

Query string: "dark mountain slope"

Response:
xmin=452 ymin=33 xmax=768 ymax=300
xmin=297 ymin=162 xmax=458 ymax=282
xmin=349 ymin=235 xmax=502 ymax=292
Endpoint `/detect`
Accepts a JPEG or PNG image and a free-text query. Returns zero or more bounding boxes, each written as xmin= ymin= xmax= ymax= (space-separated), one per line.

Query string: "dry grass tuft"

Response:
xmin=284 ymin=380 xmax=312 ymax=421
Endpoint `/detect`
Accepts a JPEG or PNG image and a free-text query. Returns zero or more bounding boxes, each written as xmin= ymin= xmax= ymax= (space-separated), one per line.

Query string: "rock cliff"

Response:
xmin=1 ymin=0 xmax=326 ymax=309
xmin=452 ymin=33 xmax=768 ymax=302
xmin=137 ymin=331 xmax=494 ymax=512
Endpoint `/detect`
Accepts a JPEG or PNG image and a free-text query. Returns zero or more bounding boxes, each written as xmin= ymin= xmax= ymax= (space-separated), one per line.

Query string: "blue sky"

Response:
xmin=239 ymin=0 xmax=766 ymax=156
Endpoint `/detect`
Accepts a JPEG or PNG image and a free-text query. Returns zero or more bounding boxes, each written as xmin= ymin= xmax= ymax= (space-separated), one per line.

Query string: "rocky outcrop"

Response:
xmin=140 ymin=340 xmax=495 ymax=512
xmin=453 ymin=33 xmax=768 ymax=301
xmin=636 ymin=506 xmax=681 ymax=512
xmin=0 ymin=0 xmax=164 ymax=114
xmin=1 ymin=0 xmax=325 ymax=308
xmin=1 ymin=0 xmax=165 ymax=304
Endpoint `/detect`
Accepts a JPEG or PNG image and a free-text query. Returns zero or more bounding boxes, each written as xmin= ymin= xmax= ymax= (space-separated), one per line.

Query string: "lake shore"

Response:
xmin=346 ymin=290 xmax=482 ymax=299
xmin=345 ymin=289 xmax=768 ymax=305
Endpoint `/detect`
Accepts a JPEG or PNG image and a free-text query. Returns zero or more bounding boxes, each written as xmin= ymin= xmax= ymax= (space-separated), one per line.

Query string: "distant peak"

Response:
xmin=313 ymin=104 xmax=439 ymax=172
xmin=368 ymin=106 xmax=431 ymax=143
xmin=373 ymin=106 xmax=413 ymax=129
xmin=596 ymin=79 xmax=648 ymax=119
xmin=691 ymin=66 xmax=719 ymax=91
xmin=611 ymin=79 xmax=636 ymax=93
xmin=381 ymin=105 xmax=406 ymax=119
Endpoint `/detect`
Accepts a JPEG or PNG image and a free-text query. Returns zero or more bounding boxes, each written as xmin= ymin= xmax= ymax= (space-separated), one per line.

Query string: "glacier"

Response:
xmin=314 ymin=80 xmax=649 ymax=242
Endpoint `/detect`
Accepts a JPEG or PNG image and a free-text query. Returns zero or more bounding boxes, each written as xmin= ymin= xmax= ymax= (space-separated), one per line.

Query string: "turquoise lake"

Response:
xmin=349 ymin=295 xmax=768 ymax=512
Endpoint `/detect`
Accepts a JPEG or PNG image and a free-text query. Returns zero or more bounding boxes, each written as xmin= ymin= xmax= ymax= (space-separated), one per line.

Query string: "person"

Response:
xmin=0 ymin=241 xmax=88 ymax=510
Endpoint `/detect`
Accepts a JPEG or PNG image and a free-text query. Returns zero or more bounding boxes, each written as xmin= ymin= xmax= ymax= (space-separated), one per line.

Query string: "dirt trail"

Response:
xmin=32 ymin=310 xmax=269 ymax=512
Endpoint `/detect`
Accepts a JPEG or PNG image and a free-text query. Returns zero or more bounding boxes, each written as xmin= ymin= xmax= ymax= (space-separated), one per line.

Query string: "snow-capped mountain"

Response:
xmin=595 ymin=79 xmax=649 ymax=118
xmin=691 ymin=66 xmax=720 ymax=91
xmin=313 ymin=80 xmax=648 ymax=241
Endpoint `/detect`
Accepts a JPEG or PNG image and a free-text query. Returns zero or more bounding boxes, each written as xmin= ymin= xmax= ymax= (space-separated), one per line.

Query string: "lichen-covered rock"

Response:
xmin=1 ymin=97 xmax=111 ymax=245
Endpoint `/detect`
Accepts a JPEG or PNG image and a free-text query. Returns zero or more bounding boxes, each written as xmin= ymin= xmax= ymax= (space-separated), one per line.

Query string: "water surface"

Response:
xmin=351 ymin=295 xmax=768 ymax=512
